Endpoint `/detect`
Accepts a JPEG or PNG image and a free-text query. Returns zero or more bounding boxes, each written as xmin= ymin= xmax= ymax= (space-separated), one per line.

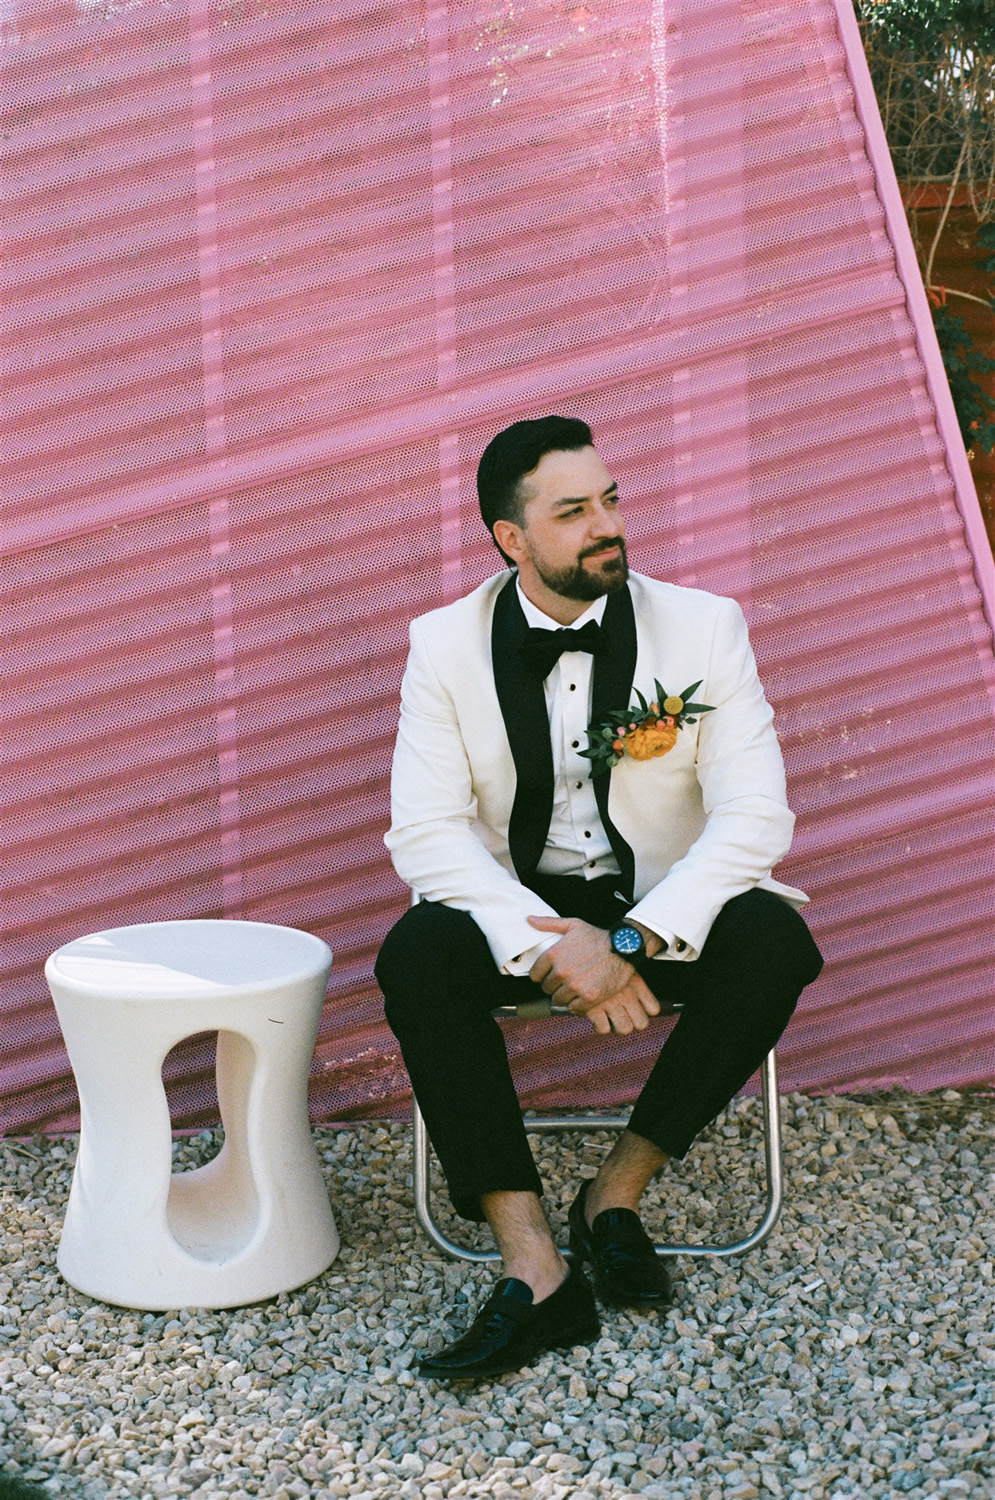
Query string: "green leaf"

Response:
xmin=680 ymin=680 xmax=703 ymax=700
xmin=634 ymin=687 xmax=648 ymax=713
xmin=654 ymin=679 xmax=666 ymax=708
xmin=683 ymin=701 xmax=716 ymax=715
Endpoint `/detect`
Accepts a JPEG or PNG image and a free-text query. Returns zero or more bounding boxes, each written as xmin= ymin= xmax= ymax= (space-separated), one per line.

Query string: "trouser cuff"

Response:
xmin=448 ymin=1165 xmax=545 ymax=1223
xmin=625 ymin=1110 xmax=695 ymax=1162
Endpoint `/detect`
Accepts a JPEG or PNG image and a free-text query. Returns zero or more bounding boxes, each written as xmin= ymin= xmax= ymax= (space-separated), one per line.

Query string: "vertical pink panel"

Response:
xmin=1 ymin=2 xmax=206 ymax=532
xmin=0 ymin=508 xmax=225 ymax=1128
xmin=2 ymin=0 xmax=994 ymax=1132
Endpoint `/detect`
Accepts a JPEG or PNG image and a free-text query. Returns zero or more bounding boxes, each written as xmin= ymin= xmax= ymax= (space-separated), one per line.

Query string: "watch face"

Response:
xmin=611 ymin=926 xmax=644 ymax=956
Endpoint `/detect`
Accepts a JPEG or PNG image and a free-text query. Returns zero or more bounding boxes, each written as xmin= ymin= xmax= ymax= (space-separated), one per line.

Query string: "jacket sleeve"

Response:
xmin=626 ymin=596 xmax=795 ymax=953
xmin=384 ymin=618 xmax=559 ymax=970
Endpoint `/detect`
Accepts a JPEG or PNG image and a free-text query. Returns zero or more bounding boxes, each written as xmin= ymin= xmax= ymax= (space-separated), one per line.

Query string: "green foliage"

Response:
xmin=856 ymin=1 xmax=995 ymax=54
xmin=979 ymin=218 xmax=995 ymax=273
xmin=856 ymin=1 xmax=994 ymax=181
xmin=930 ymin=301 xmax=995 ymax=453
xmin=857 ymin=1 xmax=995 ymax=457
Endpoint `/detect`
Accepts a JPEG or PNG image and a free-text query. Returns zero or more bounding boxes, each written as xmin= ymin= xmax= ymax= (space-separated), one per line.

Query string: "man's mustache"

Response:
xmin=581 ymin=539 xmax=626 ymax=560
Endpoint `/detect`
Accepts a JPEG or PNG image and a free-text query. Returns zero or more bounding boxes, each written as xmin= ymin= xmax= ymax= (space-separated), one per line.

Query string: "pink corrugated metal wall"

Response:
xmin=2 ymin=0 xmax=994 ymax=1133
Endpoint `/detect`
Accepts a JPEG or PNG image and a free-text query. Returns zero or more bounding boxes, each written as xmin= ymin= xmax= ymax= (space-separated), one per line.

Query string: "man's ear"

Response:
xmin=492 ymin=518 xmax=525 ymax=565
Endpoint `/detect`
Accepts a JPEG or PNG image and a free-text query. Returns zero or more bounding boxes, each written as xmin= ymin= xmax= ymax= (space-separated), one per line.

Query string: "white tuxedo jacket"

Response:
xmin=385 ymin=570 xmax=807 ymax=970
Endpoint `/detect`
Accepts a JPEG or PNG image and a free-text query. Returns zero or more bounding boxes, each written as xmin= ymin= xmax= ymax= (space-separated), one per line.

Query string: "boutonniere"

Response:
xmin=581 ymin=680 xmax=716 ymax=775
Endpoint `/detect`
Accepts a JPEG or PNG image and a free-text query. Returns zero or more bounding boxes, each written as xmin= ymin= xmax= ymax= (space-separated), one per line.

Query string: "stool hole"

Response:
xmin=163 ymin=1030 xmax=261 ymax=1263
xmin=162 ymin=1030 xmax=224 ymax=1165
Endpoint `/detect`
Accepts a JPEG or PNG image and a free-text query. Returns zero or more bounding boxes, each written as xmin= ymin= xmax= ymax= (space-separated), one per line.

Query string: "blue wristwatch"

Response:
xmin=609 ymin=924 xmax=646 ymax=962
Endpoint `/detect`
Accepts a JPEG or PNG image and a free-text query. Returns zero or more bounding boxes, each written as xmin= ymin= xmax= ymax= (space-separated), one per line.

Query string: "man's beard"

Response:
xmin=528 ymin=536 xmax=629 ymax=601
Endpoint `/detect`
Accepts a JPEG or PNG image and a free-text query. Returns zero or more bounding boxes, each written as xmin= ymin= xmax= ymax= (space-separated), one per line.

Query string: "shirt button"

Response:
xmin=588 ymin=861 xmax=595 ymax=868
xmin=571 ymin=740 xmax=580 ymax=749
xmin=569 ymin=683 xmax=576 ymax=691
xmin=575 ymin=781 xmax=583 ymax=790
xmin=583 ymin=830 xmax=591 ymax=838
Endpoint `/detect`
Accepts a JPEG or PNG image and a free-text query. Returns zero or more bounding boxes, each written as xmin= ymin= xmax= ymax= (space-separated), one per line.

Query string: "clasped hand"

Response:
xmin=526 ymin=916 xmax=660 ymax=1036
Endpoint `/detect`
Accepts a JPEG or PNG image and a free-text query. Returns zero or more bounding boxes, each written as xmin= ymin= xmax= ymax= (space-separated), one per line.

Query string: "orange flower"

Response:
xmin=624 ymin=722 xmax=679 ymax=761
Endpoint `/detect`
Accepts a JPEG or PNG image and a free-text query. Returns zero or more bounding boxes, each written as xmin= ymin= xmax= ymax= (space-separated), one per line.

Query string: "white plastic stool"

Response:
xmin=46 ymin=919 xmax=340 ymax=1310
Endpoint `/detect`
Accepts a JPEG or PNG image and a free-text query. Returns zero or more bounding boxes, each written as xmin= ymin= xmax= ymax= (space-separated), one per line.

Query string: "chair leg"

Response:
xmin=655 ymin=1046 xmax=784 ymax=1258
xmin=413 ymin=1104 xmax=500 ymax=1264
xmin=411 ymin=1050 xmax=784 ymax=1263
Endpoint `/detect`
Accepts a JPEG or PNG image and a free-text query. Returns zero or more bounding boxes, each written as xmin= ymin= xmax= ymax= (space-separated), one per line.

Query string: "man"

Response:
xmin=376 ymin=415 xmax=822 ymax=1380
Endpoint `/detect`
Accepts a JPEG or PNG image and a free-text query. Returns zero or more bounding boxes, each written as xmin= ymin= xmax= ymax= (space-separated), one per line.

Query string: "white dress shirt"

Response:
xmin=503 ymin=582 xmax=695 ymax=976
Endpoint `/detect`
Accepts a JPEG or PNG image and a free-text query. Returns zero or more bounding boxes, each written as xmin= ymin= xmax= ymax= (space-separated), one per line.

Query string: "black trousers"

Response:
xmin=376 ymin=876 xmax=823 ymax=1220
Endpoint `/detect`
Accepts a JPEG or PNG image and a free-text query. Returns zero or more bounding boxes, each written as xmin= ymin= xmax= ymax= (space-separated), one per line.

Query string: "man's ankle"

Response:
xmin=584 ymin=1176 xmax=641 ymax=1228
xmin=584 ymin=1131 xmax=668 ymax=1226
xmin=481 ymin=1188 xmax=569 ymax=1302
xmin=502 ymin=1247 xmax=569 ymax=1303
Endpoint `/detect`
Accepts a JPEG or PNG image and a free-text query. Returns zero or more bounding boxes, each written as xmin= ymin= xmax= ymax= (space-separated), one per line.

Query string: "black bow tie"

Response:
xmin=519 ymin=619 xmax=607 ymax=678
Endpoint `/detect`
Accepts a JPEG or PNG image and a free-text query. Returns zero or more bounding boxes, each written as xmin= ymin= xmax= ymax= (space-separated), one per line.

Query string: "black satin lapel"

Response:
xmin=491 ymin=575 xmax=555 ymax=882
xmin=591 ymin=585 xmax=638 ymax=899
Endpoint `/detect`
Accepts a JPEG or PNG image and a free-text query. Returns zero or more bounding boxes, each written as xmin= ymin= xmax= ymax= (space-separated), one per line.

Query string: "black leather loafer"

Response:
xmin=567 ymin=1179 xmax=673 ymax=1309
xmin=418 ymin=1262 xmax=600 ymax=1380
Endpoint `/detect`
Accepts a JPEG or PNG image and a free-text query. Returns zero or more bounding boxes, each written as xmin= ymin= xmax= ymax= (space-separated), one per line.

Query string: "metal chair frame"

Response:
xmin=412 ymin=999 xmax=784 ymax=1265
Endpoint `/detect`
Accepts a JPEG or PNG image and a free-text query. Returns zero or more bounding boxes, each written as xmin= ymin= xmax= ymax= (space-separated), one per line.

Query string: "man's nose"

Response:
xmin=589 ymin=503 xmax=622 ymax=538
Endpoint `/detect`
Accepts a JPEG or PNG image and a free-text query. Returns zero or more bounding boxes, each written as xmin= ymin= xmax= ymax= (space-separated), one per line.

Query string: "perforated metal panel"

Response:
xmin=2 ymin=0 xmax=994 ymax=1133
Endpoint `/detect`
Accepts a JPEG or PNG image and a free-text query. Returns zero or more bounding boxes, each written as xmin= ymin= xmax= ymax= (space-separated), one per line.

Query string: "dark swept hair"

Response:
xmin=476 ymin=415 xmax=594 ymax=560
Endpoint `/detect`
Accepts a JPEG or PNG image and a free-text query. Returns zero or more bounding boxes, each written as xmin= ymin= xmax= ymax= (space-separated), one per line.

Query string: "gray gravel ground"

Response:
xmin=0 ymin=1091 xmax=993 ymax=1500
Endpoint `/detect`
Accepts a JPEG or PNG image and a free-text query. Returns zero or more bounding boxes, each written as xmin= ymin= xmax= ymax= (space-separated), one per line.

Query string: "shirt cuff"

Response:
xmin=501 ymin=935 xmax=560 ymax=977
xmin=627 ymin=917 xmax=697 ymax=962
